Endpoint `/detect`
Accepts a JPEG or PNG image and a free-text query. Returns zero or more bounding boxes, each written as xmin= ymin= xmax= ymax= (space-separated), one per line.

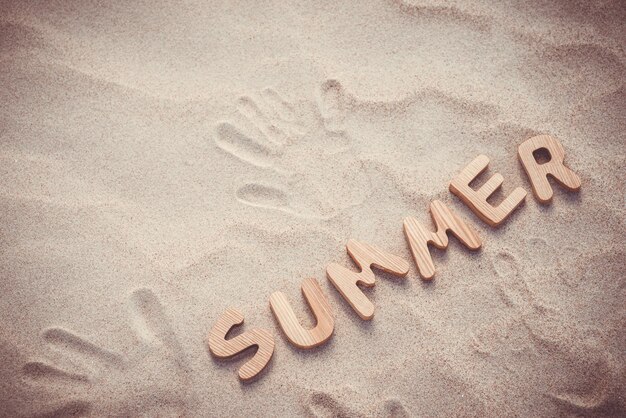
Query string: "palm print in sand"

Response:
xmin=213 ymin=84 xmax=370 ymax=219
xmin=22 ymin=289 xmax=191 ymax=417
xmin=212 ymin=79 xmax=527 ymax=222
xmin=467 ymin=238 xmax=624 ymax=415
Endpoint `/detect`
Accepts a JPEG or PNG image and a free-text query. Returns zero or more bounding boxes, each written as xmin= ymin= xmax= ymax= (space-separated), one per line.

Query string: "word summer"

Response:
xmin=207 ymin=134 xmax=581 ymax=381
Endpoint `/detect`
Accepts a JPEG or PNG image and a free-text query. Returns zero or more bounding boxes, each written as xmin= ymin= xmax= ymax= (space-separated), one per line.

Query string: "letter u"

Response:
xmin=270 ymin=278 xmax=334 ymax=349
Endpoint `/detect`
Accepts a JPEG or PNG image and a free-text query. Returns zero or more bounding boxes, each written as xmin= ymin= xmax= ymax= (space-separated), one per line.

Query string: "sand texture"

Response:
xmin=1 ymin=0 xmax=625 ymax=416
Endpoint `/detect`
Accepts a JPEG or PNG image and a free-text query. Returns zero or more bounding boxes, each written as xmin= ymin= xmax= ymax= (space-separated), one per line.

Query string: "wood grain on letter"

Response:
xmin=326 ymin=239 xmax=410 ymax=320
xmin=208 ymin=308 xmax=274 ymax=381
xmin=269 ymin=278 xmax=334 ymax=349
xmin=518 ymin=134 xmax=581 ymax=203
xmin=449 ymin=155 xmax=527 ymax=227
xmin=404 ymin=200 xmax=481 ymax=280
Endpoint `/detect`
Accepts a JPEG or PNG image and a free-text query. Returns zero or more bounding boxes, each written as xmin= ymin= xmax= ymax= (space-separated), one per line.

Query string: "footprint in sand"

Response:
xmin=22 ymin=288 xmax=190 ymax=417
xmin=213 ymin=83 xmax=369 ymax=219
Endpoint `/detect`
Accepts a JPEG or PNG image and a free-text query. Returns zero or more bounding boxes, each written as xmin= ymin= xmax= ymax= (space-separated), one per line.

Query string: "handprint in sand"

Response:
xmin=214 ymin=79 xmax=533 ymax=222
xmin=213 ymin=82 xmax=370 ymax=219
xmin=469 ymin=241 xmax=623 ymax=415
xmin=22 ymin=288 xmax=191 ymax=417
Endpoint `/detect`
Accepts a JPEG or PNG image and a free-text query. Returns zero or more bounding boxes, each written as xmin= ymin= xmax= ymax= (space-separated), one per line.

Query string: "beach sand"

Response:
xmin=0 ymin=0 xmax=624 ymax=416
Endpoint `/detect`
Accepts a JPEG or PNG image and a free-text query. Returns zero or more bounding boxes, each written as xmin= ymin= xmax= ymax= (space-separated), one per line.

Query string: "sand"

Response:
xmin=0 ymin=0 xmax=624 ymax=416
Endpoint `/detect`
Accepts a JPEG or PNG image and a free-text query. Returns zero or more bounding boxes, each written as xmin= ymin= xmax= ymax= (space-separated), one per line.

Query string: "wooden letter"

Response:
xmin=326 ymin=239 xmax=410 ymax=320
xmin=404 ymin=200 xmax=481 ymax=280
xmin=449 ymin=155 xmax=527 ymax=227
xmin=208 ymin=308 xmax=274 ymax=381
xmin=269 ymin=278 xmax=334 ymax=349
xmin=518 ymin=134 xmax=581 ymax=203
